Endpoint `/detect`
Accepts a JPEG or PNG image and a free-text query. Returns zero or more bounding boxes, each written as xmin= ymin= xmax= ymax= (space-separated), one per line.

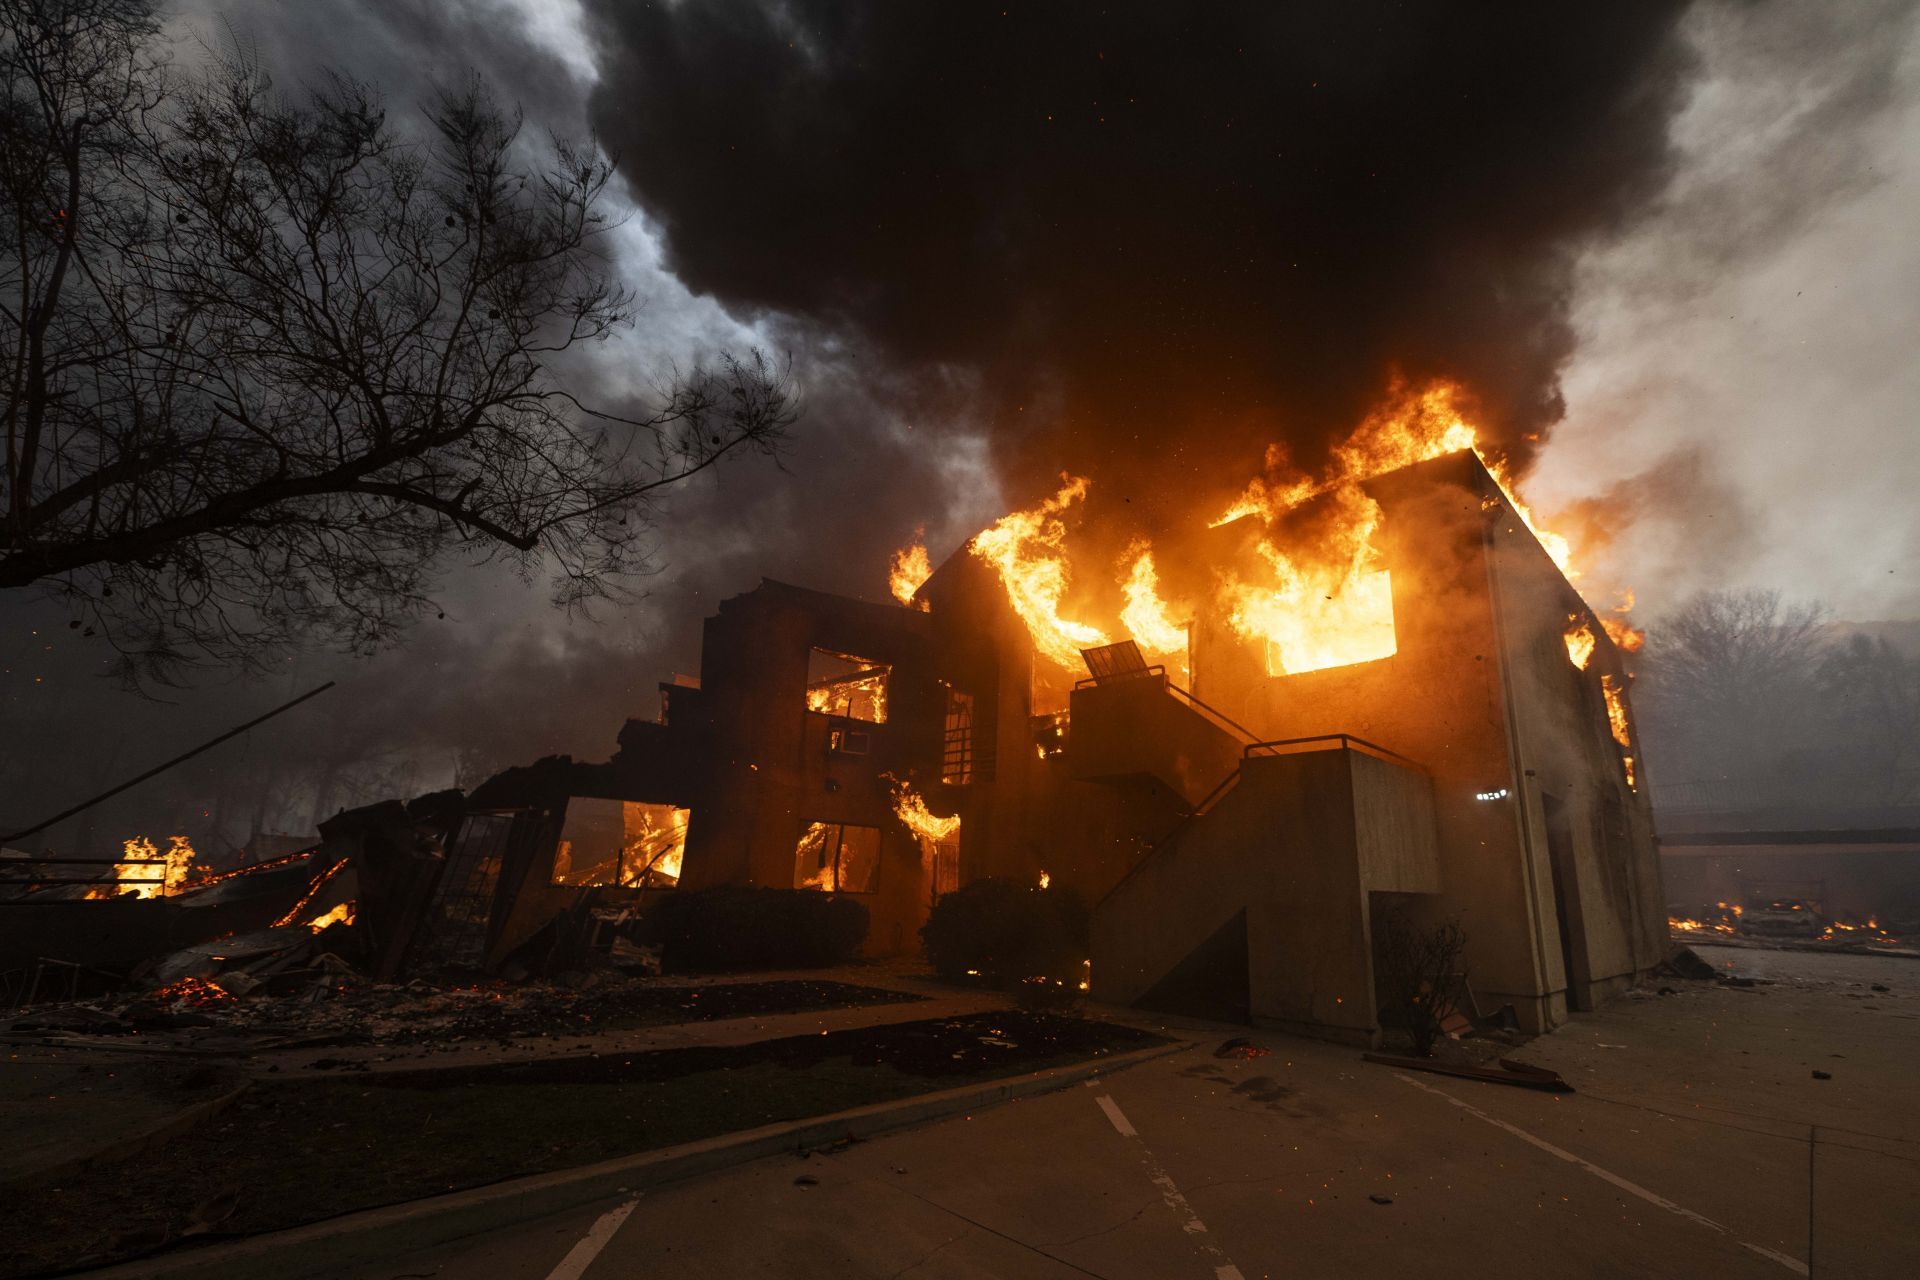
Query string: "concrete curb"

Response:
xmin=77 ymin=1038 xmax=1192 ymax=1280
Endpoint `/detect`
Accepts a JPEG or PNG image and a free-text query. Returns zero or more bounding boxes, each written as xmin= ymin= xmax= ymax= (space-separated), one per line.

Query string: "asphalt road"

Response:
xmin=331 ymin=946 xmax=1917 ymax=1280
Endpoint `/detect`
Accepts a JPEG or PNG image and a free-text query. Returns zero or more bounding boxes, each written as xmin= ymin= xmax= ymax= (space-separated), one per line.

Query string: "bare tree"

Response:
xmin=1 ymin=1 xmax=796 ymax=684
xmin=1817 ymin=634 xmax=1920 ymax=803
xmin=1637 ymin=588 xmax=1827 ymax=784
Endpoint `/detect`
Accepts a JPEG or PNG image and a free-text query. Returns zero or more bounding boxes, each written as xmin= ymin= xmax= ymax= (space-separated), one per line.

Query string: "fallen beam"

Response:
xmin=1362 ymin=1052 xmax=1574 ymax=1092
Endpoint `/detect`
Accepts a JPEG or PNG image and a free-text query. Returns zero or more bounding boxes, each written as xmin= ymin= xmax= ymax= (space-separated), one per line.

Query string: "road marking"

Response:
xmin=544 ymin=1197 xmax=640 ymax=1280
xmin=1091 ymin=1091 xmax=1246 ymax=1280
xmin=1394 ymin=1073 xmax=1808 ymax=1276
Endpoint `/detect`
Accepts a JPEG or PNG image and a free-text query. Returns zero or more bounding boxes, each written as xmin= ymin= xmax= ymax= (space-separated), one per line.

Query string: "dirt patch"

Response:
xmin=0 ymin=1012 xmax=1164 ymax=1277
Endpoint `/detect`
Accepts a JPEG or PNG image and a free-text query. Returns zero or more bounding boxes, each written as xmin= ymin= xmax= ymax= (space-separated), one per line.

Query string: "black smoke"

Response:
xmin=585 ymin=1 xmax=1698 ymax=521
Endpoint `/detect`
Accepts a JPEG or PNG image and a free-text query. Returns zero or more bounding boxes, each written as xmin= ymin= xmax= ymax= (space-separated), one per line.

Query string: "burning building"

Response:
xmin=577 ymin=399 xmax=1663 ymax=1043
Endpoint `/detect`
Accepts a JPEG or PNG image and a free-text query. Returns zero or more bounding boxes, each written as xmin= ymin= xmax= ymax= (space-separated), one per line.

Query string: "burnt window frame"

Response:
xmin=792 ymin=819 xmax=883 ymax=894
xmin=940 ymin=686 xmax=975 ymax=785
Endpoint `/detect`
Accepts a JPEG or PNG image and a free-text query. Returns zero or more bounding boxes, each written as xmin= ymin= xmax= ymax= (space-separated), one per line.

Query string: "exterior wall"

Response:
xmin=670 ymin=581 xmax=944 ymax=955
xmin=1183 ymin=452 xmax=1662 ymax=1030
xmin=1482 ymin=501 xmax=1667 ymax=1004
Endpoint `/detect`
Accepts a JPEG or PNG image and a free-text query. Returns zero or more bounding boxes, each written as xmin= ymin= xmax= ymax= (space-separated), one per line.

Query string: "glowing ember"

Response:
xmin=307 ymin=901 xmax=356 ymax=932
xmin=968 ymin=474 xmax=1110 ymax=672
xmin=1118 ymin=541 xmax=1190 ymax=677
xmin=1564 ymin=616 xmax=1597 ymax=670
xmin=889 ymin=532 xmax=933 ymax=609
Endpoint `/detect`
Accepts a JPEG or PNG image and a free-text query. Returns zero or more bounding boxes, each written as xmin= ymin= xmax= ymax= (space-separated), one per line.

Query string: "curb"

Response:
xmin=77 ymin=1038 xmax=1191 ymax=1280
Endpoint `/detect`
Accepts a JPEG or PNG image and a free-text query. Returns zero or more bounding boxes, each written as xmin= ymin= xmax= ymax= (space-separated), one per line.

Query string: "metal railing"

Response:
xmin=1096 ymin=733 xmax=1424 ymax=908
xmin=1244 ymin=733 xmax=1425 ymax=772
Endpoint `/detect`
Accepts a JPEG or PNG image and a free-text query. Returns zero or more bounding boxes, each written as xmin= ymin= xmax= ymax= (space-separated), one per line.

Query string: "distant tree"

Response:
xmin=1636 ymin=588 xmax=1827 ymax=783
xmin=1817 ymin=634 xmax=1920 ymax=803
xmin=1 ymin=1 xmax=795 ymax=684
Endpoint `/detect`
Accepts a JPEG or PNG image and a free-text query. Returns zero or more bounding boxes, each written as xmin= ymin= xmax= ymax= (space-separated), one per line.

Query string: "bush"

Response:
xmin=643 ymin=887 xmax=868 ymax=973
xmin=920 ymin=878 xmax=1090 ymax=987
xmin=1375 ymin=911 xmax=1467 ymax=1056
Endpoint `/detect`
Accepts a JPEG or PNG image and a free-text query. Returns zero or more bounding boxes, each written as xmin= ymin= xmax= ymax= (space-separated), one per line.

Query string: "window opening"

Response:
xmin=552 ymin=798 xmax=690 ymax=887
xmin=806 ymin=648 xmax=890 ymax=723
xmin=792 ymin=821 xmax=881 ymax=893
xmin=941 ymin=687 xmax=975 ymax=784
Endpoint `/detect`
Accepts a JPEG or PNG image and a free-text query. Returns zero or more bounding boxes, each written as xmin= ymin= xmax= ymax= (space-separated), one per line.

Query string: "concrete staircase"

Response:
xmin=1090 ymin=742 xmax=1442 ymax=1045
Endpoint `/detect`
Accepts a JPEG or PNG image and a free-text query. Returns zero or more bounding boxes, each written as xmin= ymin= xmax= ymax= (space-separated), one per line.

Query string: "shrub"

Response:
xmin=1375 ymin=911 xmax=1467 ymax=1056
xmin=920 ymin=878 xmax=1090 ymax=986
xmin=643 ymin=887 xmax=868 ymax=973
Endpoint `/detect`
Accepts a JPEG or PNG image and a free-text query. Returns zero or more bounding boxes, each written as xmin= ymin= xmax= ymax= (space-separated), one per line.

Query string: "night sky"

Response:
xmin=4 ymin=1 xmax=1917 ymax=847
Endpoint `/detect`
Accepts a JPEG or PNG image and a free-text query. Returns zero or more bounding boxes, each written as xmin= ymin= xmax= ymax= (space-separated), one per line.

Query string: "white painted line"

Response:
xmin=544 ymin=1197 xmax=640 ymax=1280
xmin=1092 ymin=1091 xmax=1246 ymax=1280
xmin=1394 ymin=1073 xmax=1807 ymax=1276
xmin=1096 ymin=1093 xmax=1138 ymax=1136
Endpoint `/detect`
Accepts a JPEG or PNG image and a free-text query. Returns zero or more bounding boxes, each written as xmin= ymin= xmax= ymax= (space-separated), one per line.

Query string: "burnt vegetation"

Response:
xmin=0 ymin=0 xmax=796 ymax=686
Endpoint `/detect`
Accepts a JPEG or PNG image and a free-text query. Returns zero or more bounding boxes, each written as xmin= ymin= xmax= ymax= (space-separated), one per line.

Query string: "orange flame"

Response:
xmin=968 ymin=474 xmax=1109 ymax=671
xmin=889 ymin=533 xmax=933 ymax=609
xmin=1564 ymin=616 xmax=1596 ymax=670
xmin=1601 ymin=673 xmax=1636 ymax=789
xmin=87 ymin=835 xmax=197 ymax=900
xmin=891 ymin=778 xmax=961 ymax=848
xmin=307 ymin=901 xmax=355 ymax=932
xmin=1118 ymin=541 xmax=1189 ymax=677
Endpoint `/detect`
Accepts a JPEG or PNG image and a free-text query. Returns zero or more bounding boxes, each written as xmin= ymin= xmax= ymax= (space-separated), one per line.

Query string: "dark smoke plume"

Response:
xmin=584 ymin=1 xmax=1697 ymax=521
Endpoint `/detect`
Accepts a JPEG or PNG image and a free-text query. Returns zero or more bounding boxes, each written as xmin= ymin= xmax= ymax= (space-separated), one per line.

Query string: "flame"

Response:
xmin=307 ymin=901 xmax=356 ymax=932
xmin=968 ymin=474 xmax=1109 ymax=672
xmin=274 ymin=856 xmax=349 ymax=926
xmin=1564 ymin=616 xmax=1596 ymax=670
xmin=1222 ymin=484 xmax=1398 ymax=675
xmin=1118 ymin=541 xmax=1189 ymax=676
xmin=87 ymin=835 xmax=197 ymax=900
xmin=949 ymin=379 xmax=1629 ymax=687
xmin=891 ymin=778 xmax=961 ymax=849
xmin=1038 ymin=871 xmax=1051 ymax=889
xmin=794 ymin=822 xmax=837 ymax=891
xmin=1601 ymin=674 xmax=1636 ymax=789
xmin=806 ymin=668 xmax=889 ymax=722
xmin=889 ymin=533 xmax=933 ymax=609
xmin=1602 ymin=592 xmax=1645 ymax=653
xmin=623 ymin=804 xmax=689 ymax=884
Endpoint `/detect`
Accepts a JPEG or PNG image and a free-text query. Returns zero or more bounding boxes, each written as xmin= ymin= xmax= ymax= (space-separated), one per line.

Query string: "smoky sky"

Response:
xmin=583 ymin=1 xmax=1696 ymax=518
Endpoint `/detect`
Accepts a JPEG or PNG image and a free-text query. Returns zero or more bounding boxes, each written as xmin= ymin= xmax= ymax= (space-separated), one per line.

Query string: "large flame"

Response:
xmin=968 ymin=474 xmax=1110 ymax=672
xmin=1118 ymin=541 xmax=1190 ymax=677
xmin=87 ymin=835 xmax=197 ymax=900
xmin=624 ymin=804 xmax=690 ymax=884
xmin=935 ymin=378 xmax=1629 ymax=688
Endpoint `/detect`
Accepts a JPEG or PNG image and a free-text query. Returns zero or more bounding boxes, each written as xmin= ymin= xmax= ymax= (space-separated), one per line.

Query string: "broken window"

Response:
xmin=792 ymin=821 xmax=881 ymax=893
xmin=806 ymin=647 xmax=890 ymax=723
xmin=941 ymin=687 xmax=975 ymax=785
xmin=552 ymin=798 xmax=690 ymax=888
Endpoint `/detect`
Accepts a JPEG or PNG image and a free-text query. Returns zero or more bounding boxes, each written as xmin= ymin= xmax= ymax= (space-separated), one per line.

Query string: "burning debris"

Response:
xmin=1669 ymin=898 xmax=1907 ymax=952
